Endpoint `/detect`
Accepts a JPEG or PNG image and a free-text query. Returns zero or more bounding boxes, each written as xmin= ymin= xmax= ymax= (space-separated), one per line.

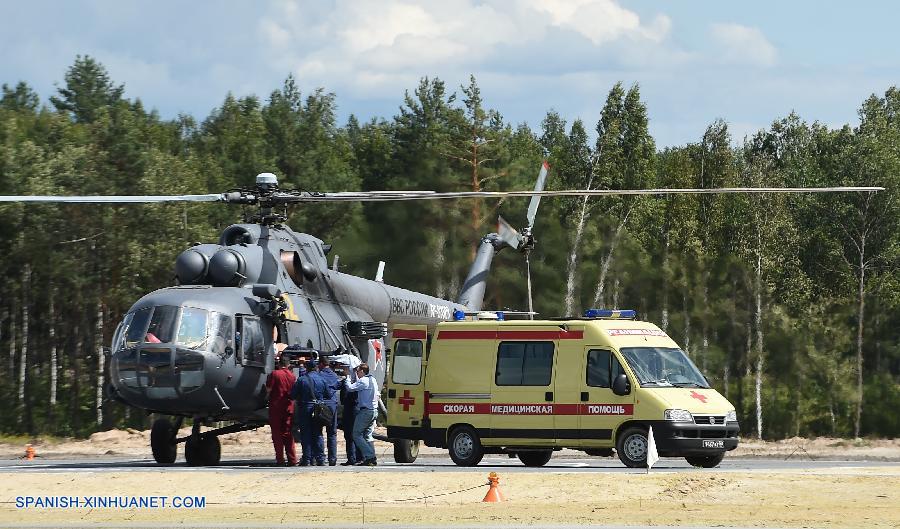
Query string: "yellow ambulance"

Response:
xmin=385 ymin=310 xmax=739 ymax=468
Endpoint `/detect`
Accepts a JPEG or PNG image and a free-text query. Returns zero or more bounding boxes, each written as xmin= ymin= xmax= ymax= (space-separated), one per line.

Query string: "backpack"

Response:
xmin=305 ymin=374 xmax=334 ymax=427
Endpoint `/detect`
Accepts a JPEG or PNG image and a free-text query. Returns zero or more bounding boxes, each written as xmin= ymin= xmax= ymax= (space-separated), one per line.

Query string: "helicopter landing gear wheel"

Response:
xmin=150 ymin=418 xmax=177 ymax=464
xmin=393 ymin=439 xmax=420 ymax=463
xmin=185 ymin=435 xmax=221 ymax=466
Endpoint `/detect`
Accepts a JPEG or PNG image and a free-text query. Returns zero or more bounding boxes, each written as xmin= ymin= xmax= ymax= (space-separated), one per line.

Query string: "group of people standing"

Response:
xmin=266 ymin=354 xmax=380 ymax=467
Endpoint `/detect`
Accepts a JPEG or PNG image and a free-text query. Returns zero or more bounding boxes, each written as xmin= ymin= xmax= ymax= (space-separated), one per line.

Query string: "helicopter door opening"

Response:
xmin=236 ymin=315 xmax=266 ymax=367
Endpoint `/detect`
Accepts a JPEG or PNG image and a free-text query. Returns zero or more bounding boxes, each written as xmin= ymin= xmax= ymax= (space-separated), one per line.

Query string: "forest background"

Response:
xmin=1 ymin=56 xmax=898 ymax=440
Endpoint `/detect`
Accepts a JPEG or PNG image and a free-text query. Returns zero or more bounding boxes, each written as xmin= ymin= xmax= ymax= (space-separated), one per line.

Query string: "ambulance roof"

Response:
xmin=433 ymin=318 xmax=678 ymax=348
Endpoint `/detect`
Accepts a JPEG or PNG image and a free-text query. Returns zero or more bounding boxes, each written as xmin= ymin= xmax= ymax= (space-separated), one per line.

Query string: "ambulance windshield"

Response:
xmin=620 ymin=347 xmax=708 ymax=388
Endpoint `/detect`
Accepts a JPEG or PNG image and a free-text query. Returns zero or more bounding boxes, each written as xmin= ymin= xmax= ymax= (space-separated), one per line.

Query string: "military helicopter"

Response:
xmin=0 ymin=170 xmax=882 ymax=466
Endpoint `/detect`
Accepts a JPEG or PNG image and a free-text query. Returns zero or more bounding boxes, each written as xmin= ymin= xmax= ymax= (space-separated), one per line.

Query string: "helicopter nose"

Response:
xmin=110 ymin=344 xmax=208 ymax=405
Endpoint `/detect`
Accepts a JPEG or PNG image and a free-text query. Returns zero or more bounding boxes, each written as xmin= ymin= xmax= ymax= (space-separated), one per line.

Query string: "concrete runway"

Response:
xmin=3 ymin=454 xmax=897 ymax=474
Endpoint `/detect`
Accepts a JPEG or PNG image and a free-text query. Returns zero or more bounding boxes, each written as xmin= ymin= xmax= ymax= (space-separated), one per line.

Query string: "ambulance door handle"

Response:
xmin=580 ymin=392 xmax=589 ymax=402
xmin=388 ymin=389 xmax=396 ymax=398
xmin=545 ymin=391 xmax=553 ymax=401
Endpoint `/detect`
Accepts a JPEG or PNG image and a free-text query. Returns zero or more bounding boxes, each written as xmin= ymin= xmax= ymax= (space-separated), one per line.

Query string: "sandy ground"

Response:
xmin=2 ymin=468 xmax=899 ymax=527
xmin=2 ymin=428 xmax=899 ymax=527
xmin=3 ymin=426 xmax=899 ymax=461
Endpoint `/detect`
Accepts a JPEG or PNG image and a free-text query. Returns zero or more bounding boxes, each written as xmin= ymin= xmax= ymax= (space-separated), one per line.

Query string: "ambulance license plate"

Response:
xmin=703 ymin=440 xmax=725 ymax=449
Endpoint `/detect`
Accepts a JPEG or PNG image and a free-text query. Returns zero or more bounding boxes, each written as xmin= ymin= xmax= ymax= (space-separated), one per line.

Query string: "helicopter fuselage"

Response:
xmin=108 ymin=223 xmax=468 ymax=422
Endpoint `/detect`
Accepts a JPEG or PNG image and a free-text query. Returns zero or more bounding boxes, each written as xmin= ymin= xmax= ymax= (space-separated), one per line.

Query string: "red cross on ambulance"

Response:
xmin=690 ymin=390 xmax=709 ymax=403
xmin=398 ymin=389 xmax=416 ymax=411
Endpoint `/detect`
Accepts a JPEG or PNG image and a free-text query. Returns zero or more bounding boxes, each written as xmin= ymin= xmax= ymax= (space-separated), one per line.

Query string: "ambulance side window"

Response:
xmin=587 ymin=349 xmax=611 ymax=387
xmin=495 ymin=341 xmax=554 ymax=386
xmin=392 ymin=339 xmax=423 ymax=384
xmin=586 ymin=349 xmax=627 ymax=388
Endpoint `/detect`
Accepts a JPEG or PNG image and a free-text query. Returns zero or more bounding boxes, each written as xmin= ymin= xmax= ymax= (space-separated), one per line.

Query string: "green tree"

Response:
xmin=50 ymin=55 xmax=124 ymax=123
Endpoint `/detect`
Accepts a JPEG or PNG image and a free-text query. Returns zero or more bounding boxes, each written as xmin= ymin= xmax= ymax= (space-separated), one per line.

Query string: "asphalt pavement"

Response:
xmin=1 ymin=454 xmax=897 ymax=474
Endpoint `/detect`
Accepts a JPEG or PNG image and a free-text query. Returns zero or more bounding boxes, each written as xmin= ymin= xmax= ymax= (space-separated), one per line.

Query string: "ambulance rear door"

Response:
xmin=386 ymin=325 xmax=427 ymax=432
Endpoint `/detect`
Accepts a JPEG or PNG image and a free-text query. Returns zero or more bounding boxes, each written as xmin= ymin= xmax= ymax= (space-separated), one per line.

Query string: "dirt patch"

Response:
xmin=2 ymin=469 xmax=898 ymax=527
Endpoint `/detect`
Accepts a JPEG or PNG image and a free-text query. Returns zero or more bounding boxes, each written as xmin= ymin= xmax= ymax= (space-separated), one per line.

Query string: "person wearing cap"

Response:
xmin=265 ymin=354 xmax=297 ymax=466
xmin=343 ymin=362 xmax=379 ymax=466
xmin=317 ymin=358 xmax=342 ymax=466
xmin=290 ymin=360 xmax=329 ymax=465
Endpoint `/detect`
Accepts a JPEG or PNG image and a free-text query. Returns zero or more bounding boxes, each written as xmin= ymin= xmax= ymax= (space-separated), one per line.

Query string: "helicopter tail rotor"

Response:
xmin=497 ymin=215 xmax=523 ymax=249
xmin=497 ymin=161 xmax=550 ymax=318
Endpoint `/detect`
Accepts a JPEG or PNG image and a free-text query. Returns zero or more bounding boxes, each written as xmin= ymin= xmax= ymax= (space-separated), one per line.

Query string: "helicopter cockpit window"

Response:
xmin=175 ymin=307 xmax=209 ymax=350
xmin=209 ymin=313 xmax=234 ymax=357
xmin=146 ymin=305 xmax=178 ymax=344
xmin=236 ymin=315 xmax=265 ymax=367
xmin=123 ymin=308 xmax=152 ymax=348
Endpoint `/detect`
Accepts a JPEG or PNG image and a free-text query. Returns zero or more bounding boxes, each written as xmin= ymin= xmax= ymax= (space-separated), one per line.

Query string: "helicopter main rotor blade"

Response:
xmin=287 ymin=186 xmax=883 ymax=202
xmin=0 ymin=194 xmax=225 ymax=203
xmin=525 ymin=161 xmax=549 ymax=230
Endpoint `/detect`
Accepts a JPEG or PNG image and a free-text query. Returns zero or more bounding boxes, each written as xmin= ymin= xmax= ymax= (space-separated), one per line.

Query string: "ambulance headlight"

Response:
xmin=726 ymin=410 xmax=738 ymax=422
xmin=664 ymin=409 xmax=693 ymax=422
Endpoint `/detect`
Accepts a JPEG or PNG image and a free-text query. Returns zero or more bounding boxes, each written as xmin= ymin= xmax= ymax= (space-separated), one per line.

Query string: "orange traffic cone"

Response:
xmin=25 ymin=444 xmax=35 ymax=461
xmin=482 ymin=472 xmax=505 ymax=502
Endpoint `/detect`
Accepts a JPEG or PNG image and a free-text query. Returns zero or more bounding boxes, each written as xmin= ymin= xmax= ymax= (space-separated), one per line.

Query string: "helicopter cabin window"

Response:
xmin=236 ymin=316 xmax=266 ymax=367
xmin=586 ymin=349 xmax=625 ymax=388
xmin=175 ymin=307 xmax=209 ymax=350
xmin=392 ymin=339 xmax=423 ymax=385
xmin=210 ymin=313 xmax=234 ymax=357
xmin=495 ymin=341 xmax=555 ymax=386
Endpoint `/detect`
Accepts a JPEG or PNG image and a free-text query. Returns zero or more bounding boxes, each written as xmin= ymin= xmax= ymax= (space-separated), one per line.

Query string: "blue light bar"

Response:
xmin=453 ymin=309 xmax=466 ymax=321
xmin=585 ymin=309 xmax=636 ymax=319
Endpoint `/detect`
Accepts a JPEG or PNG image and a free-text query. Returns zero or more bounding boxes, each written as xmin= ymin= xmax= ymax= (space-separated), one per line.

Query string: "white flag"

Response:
xmin=646 ymin=426 xmax=659 ymax=472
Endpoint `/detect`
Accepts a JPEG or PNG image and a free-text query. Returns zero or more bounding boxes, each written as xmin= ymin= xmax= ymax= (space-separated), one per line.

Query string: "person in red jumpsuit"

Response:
xmin=266 ymin=353 xmax=297 ymax=466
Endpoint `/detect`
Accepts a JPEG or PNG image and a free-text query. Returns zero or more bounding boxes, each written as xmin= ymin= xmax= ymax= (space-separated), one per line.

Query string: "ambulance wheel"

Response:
xmin=448 ymin=426 xmax=484 ymax=466
xmin=393 ymin=439 xmax=420 ymax=463
xmin=616 ymin=427 xmax=648 ymax=468
xmin=185 ymin=435 xmax=221 ymax=466
xmin=685 ymin=453 xmax=725 ymax=468
xmin=150 ymin=418 xmax=177 ymax=464
xmin=518 ymin=450 xmax=553 ymax=467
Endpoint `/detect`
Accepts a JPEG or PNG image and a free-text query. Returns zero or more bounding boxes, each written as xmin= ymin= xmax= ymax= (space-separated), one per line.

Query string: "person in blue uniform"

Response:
xmin=290 ymin=360 xmax=329 ymax=465
xmin=317 ymin=358 xmax=342 ymax=466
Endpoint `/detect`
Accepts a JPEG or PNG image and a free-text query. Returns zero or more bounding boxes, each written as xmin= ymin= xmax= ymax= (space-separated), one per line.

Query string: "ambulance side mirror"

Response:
xmin=612 ymin=374 xmax=631 ymax=396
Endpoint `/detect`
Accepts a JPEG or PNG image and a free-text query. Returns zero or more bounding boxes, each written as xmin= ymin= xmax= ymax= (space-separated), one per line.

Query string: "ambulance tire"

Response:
xmin=151 ymin=418 xmax=177 ymax=464
xmin=685 ymin=453 xmax=725 ymax=468
xmin=448 ymin=426 xmax=484 ymax=466
xmin=616 ymin=427 xmax=649 ymax=468
xmin=517 ymin=450 xmax=553 ymax=467
xmin=393 ymin=439 xmax=420 ymax=463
